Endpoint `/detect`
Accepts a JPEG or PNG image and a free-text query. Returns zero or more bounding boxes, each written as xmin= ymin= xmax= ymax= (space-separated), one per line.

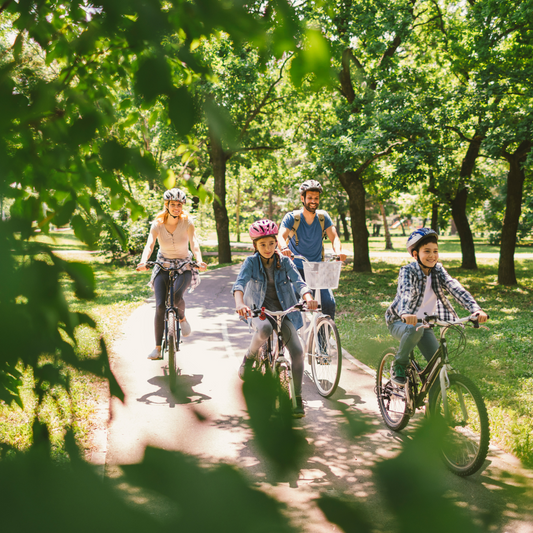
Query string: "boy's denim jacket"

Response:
xmin=232 ymin=253 xmax=311 ymax=330
xmin=385 ymin=261 xmax=481 ymax=326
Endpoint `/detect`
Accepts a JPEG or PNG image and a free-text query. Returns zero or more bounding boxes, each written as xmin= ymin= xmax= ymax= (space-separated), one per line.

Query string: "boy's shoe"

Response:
xmin=293 ymin=396 xmax=305 ymax=418
xmin=180 ymin=318 xmax=191 ymax=337
xmin=148 ymin=348 xmax=162 ymax=360
xmin=391 ymin=364 xmax=406 ymax=386
xmin=238 ymin=354 xmax=255 ymax=380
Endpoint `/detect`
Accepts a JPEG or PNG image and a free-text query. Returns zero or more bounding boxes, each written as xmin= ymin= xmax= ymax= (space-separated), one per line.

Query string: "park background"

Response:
xmin=1 ymin=1 xmax=532 ymax=531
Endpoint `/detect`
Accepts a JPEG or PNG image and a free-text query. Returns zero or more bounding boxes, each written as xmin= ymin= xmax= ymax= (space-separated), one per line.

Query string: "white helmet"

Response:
xmin=406 ymin=228 xmax=438 ymax=256
xmin=163 ymin=188 xmax=187 ymax=204
xmin=299 ymin=180 xmax=323 ymax=195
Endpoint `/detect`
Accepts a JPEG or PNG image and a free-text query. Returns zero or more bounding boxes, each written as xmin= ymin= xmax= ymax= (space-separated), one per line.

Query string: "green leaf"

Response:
xmin=134 ymin=55 xmax=174 ymax=102
xmin=13 ymin=33 xmax=24 ymax=62
xmin=168 ymin=87 xmax=197 ymax=136
xmin=62 ymin=261 xmax=95 ymax=300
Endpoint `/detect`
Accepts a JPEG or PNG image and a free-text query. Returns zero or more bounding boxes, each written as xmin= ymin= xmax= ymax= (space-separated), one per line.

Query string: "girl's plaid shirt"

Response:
xmin=385 ymin=262 xmax=481 ymax=326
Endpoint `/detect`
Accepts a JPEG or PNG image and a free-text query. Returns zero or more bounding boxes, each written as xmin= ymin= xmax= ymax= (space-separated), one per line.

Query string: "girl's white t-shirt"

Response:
xmin=416 ymin=274 xmax=437 ymax=320
xmin=152 ymin=216 xmax=192 ymax=259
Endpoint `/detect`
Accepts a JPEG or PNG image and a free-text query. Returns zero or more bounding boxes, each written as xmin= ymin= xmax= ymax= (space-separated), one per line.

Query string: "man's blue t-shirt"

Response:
xmin=281 ymin=210 xmax=333 ymax=269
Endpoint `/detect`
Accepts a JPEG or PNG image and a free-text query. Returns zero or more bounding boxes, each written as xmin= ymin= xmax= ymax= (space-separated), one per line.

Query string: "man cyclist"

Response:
xmin=277 ymin=179 xmax=347 ymax=320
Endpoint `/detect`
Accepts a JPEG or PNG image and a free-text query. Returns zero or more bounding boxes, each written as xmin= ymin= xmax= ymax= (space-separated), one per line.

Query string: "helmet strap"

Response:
xmin=166 ymin=208 xmax=179 ymax=219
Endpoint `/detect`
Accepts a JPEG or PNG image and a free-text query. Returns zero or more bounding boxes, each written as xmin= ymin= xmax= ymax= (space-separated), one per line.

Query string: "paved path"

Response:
xmin=99 ymin=265 xmax=533 ymax=532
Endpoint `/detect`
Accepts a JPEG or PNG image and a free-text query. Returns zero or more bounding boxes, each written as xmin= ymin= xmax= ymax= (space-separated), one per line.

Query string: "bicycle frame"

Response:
xmin=405 ymin=314 xmax=486 ymax=415
xmin=252 ymin=302 xmax=308 ymax=408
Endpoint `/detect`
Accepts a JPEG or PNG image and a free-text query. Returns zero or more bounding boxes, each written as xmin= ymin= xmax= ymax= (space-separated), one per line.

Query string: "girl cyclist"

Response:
xmin=232 ymin=219 xmax=318 ymax=417
xmin=137 ymin=188 xmax=207 ymax=360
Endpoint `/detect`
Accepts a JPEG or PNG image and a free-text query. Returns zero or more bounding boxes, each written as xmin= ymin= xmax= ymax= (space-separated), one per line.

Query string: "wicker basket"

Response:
xmin=302 ymin=261 xmax=342 ymax=289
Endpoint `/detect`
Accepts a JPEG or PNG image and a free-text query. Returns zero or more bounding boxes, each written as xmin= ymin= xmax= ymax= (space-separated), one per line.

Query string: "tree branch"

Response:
xmin=239 ymin=52 xmax=294 ymax=140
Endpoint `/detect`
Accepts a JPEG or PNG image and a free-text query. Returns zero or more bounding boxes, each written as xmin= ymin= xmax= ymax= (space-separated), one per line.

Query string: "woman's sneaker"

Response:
xmin=148 ymin=348 xmax=162 ymax=360
xmin=391 ymin=364 xmax=406 ymax=386
xmin=293 ymin=396 xmax=305 ymax=418
xmin=180 ymin=318 xmax=191 ymax=337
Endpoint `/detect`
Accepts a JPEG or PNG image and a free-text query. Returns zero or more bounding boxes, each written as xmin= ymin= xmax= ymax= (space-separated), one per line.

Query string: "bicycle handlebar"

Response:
xmin=145 ymin=260 xmax=200 ymax=271
xmin=414 ymin=313 xmax=490 ymax=330
xmin=292 ymin=254 xmax=342 ymax=263
xmin=250 ymin=301 xmax=320 ymax=319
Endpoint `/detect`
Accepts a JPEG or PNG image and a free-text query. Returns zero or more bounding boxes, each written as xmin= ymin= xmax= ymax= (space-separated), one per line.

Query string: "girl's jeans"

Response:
xmin=388 ymin=320 xmax=439 ymax=367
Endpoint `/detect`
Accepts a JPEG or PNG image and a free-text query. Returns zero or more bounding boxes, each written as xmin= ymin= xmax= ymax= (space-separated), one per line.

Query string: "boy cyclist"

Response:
xmin=385 ymin=228 xmax=488 ymax=386
xmin=232 ymin=220 xmax=317 ymax=417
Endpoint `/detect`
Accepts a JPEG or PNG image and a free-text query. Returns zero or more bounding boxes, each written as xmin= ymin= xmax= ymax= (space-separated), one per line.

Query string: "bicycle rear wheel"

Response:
xmin=167 ymin=311 xmax=179 ymax=392
xmin=309 ymin=317 xmax=342 ymax=397
xmin=376 ymin=349 xmax=410 ymax=431
xmin=430 ymin=374 xmax=490 ymax=476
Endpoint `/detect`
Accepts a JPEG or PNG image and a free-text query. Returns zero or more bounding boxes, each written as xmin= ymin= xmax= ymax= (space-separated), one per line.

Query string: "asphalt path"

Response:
xmin=101 ymin=264 xmax=533 ymax=532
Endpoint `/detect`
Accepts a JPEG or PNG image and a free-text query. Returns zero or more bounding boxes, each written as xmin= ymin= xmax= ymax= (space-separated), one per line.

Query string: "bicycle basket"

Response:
xmin=303 ymin=261 xmax=342 ymax=289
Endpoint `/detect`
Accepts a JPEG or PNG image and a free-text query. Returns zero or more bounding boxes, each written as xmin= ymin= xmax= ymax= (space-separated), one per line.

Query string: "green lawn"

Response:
xmin=335 ymin=257 xmax=533 ymax=466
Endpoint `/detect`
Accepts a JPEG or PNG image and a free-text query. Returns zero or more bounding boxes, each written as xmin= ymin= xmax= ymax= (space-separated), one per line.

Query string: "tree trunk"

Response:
xmin=498 ymin=142 xmax=531 ymax=285
xmin=339 ymin=171 xmax=372 ymax=272
xmin=450 ymin=186 xmax=477 ymax=269
xmin=209 ymin=128 xmax=232 ymax=264
xmin=449 ymin=135 xmax=483 ymax=269
xmin=339 ymin=211 xmax=350 ymax=241
xmin=431 ymin=203 xmax=438 ymax=232
xmin=268 ymin=189 xmax=273 ymax=220
xmin=236 ymin=173 xmax=241 ymax=243
xmin=380 ymin=202 xmax=393 ymax=250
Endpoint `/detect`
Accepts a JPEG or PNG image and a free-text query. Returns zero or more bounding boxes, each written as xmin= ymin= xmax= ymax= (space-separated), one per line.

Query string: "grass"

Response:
xmin=335 ymin=257 xmax=533 ymax=466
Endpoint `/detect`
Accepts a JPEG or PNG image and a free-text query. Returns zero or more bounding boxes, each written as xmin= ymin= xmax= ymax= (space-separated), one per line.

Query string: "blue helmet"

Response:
xmin=406 ymin=228 xmax=438 ymax=256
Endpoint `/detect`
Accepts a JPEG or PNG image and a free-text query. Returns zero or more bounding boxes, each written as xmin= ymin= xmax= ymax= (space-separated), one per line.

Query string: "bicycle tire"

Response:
xmin=168 ymin=311 xmax=178 ymax=392
xmin=429 ymin=373 xmax=490 ymax=476
xmin=376 ymin=349 xmax=410 ymax=431
xmin=309 ymin=317 xmax=342 ymax=397
xmin=276 ymin=361 xmax=293 ymax=412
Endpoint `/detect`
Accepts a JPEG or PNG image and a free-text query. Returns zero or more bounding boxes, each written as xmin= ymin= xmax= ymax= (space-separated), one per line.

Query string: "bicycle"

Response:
xmin=293 ymin=254 xmax=343 ymax=398
xmin=145 ymin=259 xmax=199 ymax=392
xmin=248 ymin=302 xmax=314 ymax=417
xmin=376 ymin=314 xmax=490 ymax=476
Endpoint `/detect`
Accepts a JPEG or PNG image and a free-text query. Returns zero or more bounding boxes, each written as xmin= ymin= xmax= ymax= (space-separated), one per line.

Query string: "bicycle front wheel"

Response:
xmin=168 ymin=311 xmax=179 ymax=392
xmin=309 ymin=317 xmax=342 ymax=397
xmin=430 ymin=374 xmax=490 ymax=476
xmin=376 ymin=349 xmax=410 ymax=431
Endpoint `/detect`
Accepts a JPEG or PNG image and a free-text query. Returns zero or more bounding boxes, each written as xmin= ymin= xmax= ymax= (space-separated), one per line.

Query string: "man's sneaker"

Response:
xmin=180 ymin=318 xmax=191 ymax=337
xmin=238 ymin=354 xmax=255 ymax=381
xmin=391 ymin=364 xmax=406 ymax=386
xmin=293 ymin=396 xmax=305 ymax=418
xmin=148 ymin=348 xmax=162 ymax=360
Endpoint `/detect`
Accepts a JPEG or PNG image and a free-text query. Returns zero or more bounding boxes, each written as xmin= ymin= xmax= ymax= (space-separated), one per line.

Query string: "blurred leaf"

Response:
xmin=71 ymin=214 xmax=100 ymax=249
xmin=163 ymin=168 xmax=176 ymax=189
xmin=317 ymin=496 xmax=373 ymax=533
xmin=62 ymin=261 xmax=96 ymax=300
xmin=169 ymin=87 xmax=197 ymax=136
xmin=134 ymin=54 xmax=174 ymax=102
xmin=100 ymin=139 xmax=130 ymax=171
xmin=242 ymin=370 xmax=308 ymax=476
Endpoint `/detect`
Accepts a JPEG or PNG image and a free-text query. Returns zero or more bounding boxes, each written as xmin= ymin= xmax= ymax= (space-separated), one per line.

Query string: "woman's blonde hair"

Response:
xmin=154 ymin=200 xmax=188 ymax=224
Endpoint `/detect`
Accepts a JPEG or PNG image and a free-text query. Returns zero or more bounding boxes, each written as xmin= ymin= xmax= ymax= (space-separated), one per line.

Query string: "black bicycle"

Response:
xmin=146 ymin=260 xmax=199 ymax=392
xmin=376 ymin=314 xmax=490 ymax=476
xmin=249 ymin=302 xmax=314 ymax=417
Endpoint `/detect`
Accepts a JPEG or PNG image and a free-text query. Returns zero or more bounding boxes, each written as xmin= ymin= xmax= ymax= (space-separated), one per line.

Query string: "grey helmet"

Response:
xmin=163 ymin=188 xmax=187 ymax=204
xmin=299 ymin=179 xmax=323 ymax=195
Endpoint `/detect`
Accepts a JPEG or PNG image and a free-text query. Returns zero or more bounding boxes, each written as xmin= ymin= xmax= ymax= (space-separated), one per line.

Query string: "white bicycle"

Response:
xmin=294 ymin=255 xmax=343 ymax=397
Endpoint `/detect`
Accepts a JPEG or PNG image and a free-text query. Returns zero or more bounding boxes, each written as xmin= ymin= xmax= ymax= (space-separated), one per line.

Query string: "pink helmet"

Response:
xmin=249 ymin=219 xmax=278 ymax=241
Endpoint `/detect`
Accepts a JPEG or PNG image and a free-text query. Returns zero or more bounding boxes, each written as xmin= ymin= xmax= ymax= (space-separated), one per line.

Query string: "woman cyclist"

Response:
xmin=136 ymin=188 xmax=207 ymax=360
xmin=232 ymin=219 xmax=317 ymax=417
